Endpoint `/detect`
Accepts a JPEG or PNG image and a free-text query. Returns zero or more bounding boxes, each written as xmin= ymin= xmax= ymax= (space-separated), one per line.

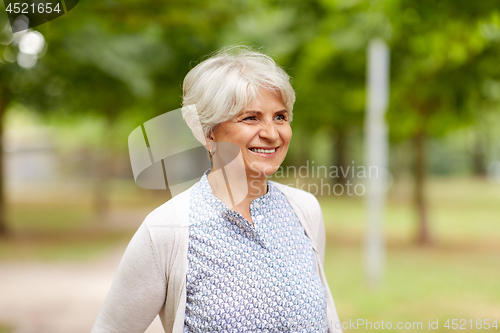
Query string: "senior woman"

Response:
xmin=92 ymin=47 xmax=342 ymax=333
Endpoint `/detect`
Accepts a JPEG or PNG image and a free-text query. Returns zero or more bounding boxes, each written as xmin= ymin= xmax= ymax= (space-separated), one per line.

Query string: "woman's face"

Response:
xmin=209 ymin=88 xmax=292 ymax=180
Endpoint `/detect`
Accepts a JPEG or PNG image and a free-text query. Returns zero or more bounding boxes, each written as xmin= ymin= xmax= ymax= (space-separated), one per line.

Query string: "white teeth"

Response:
xmin=250 ymin=148 xmax=276 ymax=154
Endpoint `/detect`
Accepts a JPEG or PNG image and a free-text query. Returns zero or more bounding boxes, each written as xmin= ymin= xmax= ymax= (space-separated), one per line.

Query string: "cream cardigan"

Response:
xmin=92 ymin=181 xmax=342 ymax=333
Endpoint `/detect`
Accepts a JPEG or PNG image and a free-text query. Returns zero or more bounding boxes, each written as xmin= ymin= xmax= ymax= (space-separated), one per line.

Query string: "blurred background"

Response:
xmin=0 ymin=0 xmax=499 ymax=332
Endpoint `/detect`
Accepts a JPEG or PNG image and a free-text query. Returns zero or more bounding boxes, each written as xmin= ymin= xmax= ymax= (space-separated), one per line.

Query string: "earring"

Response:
xmin=209 ymin=141 xmax=217 ymax=156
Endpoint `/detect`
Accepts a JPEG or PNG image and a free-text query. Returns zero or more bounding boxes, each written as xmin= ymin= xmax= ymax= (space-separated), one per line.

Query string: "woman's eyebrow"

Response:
xmin=241 ymin=109 xmax=288 ymax=115
xmin=275 ymin=109 xmax=288 ymax=115
xmin=241 ymin=110 xmax=261 ymax=115
xmin=238 ymin=110 xmax=261 ymax=117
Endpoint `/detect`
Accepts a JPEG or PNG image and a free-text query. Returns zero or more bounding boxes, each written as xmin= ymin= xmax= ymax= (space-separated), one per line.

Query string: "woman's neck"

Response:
xmin=207 ymin=170 xmax=267 ymax=205
xmin=246 ymin=176 xmax=268 ymax=199
xmin=207 ymin=169 xmax=267 ymax=225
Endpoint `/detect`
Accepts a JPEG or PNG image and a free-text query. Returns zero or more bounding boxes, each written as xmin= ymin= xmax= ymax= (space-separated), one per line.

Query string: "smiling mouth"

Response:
xmin=249 ymin=147 xmax=277 ymax=154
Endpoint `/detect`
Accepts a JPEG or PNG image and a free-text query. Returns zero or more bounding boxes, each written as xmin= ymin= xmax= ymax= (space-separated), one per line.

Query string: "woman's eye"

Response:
xmin=275 ymin=114 xmax=287 ymax=121
xmin=243 ymin=116 xmax=257 ymax=121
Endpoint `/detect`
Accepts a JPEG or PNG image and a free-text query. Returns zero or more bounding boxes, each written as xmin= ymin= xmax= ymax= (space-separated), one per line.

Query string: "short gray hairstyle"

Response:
xmin=182 ymin=46 xmax=295 ymax=144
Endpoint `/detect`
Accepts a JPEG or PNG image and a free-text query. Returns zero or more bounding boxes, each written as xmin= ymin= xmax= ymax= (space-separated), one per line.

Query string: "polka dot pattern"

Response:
xmin=184 ymin=172 xmax=328 ymax=332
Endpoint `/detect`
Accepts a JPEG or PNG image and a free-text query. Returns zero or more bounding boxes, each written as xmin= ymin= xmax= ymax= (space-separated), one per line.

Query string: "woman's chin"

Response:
xmin=246 ymin=163 xmax=280 ymax=179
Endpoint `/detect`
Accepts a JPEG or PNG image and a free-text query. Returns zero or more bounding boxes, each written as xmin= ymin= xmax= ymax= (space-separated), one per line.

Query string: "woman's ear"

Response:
xmin=206 ymin=133 xmax=216 ymax=155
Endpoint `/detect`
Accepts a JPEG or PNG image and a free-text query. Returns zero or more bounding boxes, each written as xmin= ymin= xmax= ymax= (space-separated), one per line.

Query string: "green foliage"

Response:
xmin=2 ymin=0 xmax=500 ymax=164
xmin=387 ymin=0 xmax=500 ymax=141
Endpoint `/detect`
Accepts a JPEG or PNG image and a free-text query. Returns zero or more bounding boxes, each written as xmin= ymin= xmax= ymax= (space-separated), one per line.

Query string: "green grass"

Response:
xmin=0 ymin=209 xmax=135 ymax=261
xmin=0 ymin=226 xmax=134 ymax=261
xmin=1 ymin=178 xmax=168 ymax=261
xmin=0 ymin=324 xmax=13 ymax=333
xmin=320 ymin=177 xmax=500 ymax=332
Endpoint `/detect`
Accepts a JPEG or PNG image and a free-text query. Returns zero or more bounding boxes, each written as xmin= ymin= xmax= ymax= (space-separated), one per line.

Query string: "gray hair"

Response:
xmin=182 ymin=46 xmax=295 ymax=144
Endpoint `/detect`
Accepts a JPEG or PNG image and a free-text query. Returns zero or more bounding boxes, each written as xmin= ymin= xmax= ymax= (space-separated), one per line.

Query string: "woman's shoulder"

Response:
xmin=132 ymin=186 xmax=194 ymax=270
xmin=142 ymin=186 xmax=193 ymax=229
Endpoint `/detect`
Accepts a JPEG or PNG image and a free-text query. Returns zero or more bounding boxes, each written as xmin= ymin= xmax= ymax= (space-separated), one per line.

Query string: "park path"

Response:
xmin=0 ymin=243 xmax=165 ymax=333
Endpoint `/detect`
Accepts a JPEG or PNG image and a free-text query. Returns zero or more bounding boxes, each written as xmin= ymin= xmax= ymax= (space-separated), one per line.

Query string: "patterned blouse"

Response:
xmin=184 ymin=172 xmax=328 ymax=332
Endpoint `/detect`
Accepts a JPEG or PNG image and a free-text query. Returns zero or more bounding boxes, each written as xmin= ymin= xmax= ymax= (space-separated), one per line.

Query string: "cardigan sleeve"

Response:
xmin=313 ymin=197 xmax=327 ymax=266
xmin=91 ymin=222 xmax=167 ymax=333
xmin=294 ymin=188 xmax=327 ymax=266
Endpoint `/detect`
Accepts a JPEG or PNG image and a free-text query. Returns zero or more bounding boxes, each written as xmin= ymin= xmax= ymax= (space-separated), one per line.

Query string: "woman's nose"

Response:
xmin=259 ymin=121 xmax=279 ymax=141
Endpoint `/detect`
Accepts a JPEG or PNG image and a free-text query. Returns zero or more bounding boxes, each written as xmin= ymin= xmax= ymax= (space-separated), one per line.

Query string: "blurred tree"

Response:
xmin=387 ymin=0 xmax=500 ymax=244
xmin=1 ymin=10 xmax=52 ymax=235
xmin=42 ymin=21 xmax=170 ymax=217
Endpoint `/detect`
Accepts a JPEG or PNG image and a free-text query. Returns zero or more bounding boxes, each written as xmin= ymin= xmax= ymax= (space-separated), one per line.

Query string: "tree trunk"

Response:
xmin=414 ymin=129 xmax=431 ymax=245
xmin=472 ymin=132 xmax=486 ymax=177
xmin=291 ymin=128 xmax=310 ymax=168
xmin=0 ymin=86 xmax=8 ymax=236
xmin=332 ymin=127 xmax=349 ymax=186
xmin=93 ymin=116 xmax=114 ymax=220
xmin=300 ymin=129 xmax=311 ymax=166
xmin=472 ymin=151 xmax=486 ymax=177
xmin=93 ymin=147 xmax=111 ymax=219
